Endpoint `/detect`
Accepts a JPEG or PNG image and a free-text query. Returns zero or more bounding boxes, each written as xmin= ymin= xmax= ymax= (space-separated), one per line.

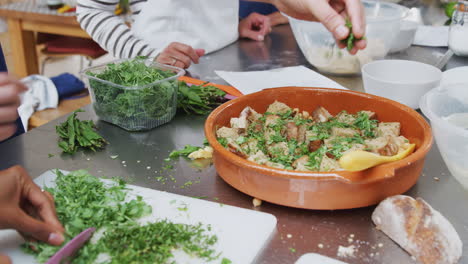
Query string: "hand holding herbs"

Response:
xmin=0 ymin=166 xmax=64 ymax=246
xmin=342 ymin=19 xmax=365 ymax=51
xmin=56 ymin=110 xmax=107 ymax=154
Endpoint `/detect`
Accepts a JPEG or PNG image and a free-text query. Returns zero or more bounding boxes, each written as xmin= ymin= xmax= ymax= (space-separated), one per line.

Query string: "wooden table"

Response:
xmin=0 ymin=0 xmax=90 ymax=78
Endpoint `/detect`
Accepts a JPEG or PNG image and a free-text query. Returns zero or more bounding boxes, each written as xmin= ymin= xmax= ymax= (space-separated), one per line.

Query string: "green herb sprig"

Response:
xmin=56 ymin=110 xmax=107 ymax=154
xmin=342 ymin=19 xmax=365 ymax=51
xmin=178 ymin=81 xmax=227 ymax=115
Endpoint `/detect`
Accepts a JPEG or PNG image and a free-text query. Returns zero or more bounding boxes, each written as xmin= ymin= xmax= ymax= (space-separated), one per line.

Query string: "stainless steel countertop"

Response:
xmin=1 ymin=1 xmax=468 ymax=263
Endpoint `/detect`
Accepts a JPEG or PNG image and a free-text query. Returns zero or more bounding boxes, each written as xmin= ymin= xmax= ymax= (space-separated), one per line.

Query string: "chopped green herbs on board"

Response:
xmin=23 ymin=170 xmax=224 ymax=264
xmin=22 ymin=170 xmax=151 ymax=262
xmin=56 ymin=110 xmax=107 ymax=154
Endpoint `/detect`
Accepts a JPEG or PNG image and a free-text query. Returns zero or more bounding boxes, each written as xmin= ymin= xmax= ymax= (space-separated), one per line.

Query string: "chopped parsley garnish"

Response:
xmin=216 ymin=102 xmax=409 ymax=172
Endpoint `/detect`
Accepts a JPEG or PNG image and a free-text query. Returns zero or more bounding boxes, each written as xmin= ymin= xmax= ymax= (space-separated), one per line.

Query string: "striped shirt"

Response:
xmin=76 ymin=0 xmax=159 ymax=59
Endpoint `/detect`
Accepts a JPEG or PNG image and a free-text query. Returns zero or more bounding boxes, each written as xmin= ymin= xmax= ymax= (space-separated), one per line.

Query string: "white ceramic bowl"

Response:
xmin=362 ymin=60 xmax=442 ymax=109
xmin=441 ymin=66 xmax=468 ymax=86
xmin=286 ymin=1 xmax=409 ymax=76
xmin=389 ymin=20 xmax=419 ymax=53
xmin=420 ymin=83 xmax=468 ymax=190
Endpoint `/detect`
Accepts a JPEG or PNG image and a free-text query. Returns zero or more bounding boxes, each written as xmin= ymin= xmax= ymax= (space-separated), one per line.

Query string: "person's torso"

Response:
xmin=132 ymin=0 xmax=239 ymax=55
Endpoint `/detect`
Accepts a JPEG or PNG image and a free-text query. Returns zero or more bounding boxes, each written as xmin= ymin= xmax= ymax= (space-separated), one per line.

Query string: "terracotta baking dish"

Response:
xmin=205 ymin=87 xmax=433 ymax=210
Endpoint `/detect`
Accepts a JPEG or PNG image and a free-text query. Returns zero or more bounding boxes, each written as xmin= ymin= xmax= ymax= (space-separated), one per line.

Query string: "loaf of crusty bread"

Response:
xmin=372 ymin=195 xmax=462 ymax=264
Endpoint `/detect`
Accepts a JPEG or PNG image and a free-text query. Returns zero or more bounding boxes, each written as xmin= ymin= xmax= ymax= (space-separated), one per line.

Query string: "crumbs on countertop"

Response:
xmin=337 ymin=245 xmax=356 ymax=258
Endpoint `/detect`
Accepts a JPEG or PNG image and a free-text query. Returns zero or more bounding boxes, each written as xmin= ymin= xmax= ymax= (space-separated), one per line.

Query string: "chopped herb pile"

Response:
xmin=216 ymin=101 xmax=412 ymax=172
xmin=75 ymin=221 xmax=220 ymax=264
xmin=56 ymin=110 xmax=107 ymax=154
xmin=178 ymin=81 xmax=227 ymax=115
xmin=23 ymin=170 xmax=224 ymax=264
xmin=23 ymin=170 xmax=151 ymax=262
xmin=342 ymin=19 xmax=365 ymax=51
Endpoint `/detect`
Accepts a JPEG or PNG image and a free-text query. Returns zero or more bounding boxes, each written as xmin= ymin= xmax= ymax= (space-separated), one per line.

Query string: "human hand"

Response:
xmin=156 ymin=42 xmax=205 ymax=69
xmin=0 ymin=74 xmax=26 ymax=141
xmin=239 ymin=12 xmax=272 ymax=41
xmin=0 ymin=166 xmax=64 ymax=246
xmin=271 ymin=0 xmax=366 ymax=53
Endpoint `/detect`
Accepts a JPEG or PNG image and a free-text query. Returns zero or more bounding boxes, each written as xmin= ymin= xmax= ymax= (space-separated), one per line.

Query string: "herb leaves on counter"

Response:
xmin=56 ymin=110 xmax=107 ymax=154
xmin=169 ymin=145 xmax=203 ymax=158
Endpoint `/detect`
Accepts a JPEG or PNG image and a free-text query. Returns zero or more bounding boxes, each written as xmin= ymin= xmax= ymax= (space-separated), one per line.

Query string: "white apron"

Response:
xmin=132 ymin=0 xmax=239 ymax=55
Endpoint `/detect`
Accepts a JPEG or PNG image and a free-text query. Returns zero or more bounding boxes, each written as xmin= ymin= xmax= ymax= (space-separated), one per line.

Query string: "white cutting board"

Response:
xmin=295 ymin=253 xmax=349 ymax=264
xmin=0 ymin=170 xmax=277 ymax=264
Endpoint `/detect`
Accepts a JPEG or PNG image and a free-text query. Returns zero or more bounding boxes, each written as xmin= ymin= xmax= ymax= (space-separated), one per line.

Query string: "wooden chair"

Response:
xmin=39 ymin=35 xmax=107 ymax=74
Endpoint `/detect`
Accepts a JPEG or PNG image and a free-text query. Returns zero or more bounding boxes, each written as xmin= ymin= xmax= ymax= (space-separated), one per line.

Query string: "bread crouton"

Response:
xmin=241 ymin=138 xmax=260 ymax=154
xmin=331 ymin=127 xmax=360 ymax=137
xmin=230 ymin=117 xmax=248 ymax=129
xmin=376 ymin=122 xmax=400 ymax=137
xmin=247 ymin=151 xmax=269 ymax=165
xmin=365 ymin=136 xmax=401 ymax=156
xmin=293 ymin=155 xmax=310 ymax=171
xmin=393 ymin=136 xmax=412 ymax=152
xmin=312 ymin=106 xmax=333 ymax=122
xmin=335 ymin=111 xmax=356 ymax=124
xmin=360 ymin=110 xmax=377 ymax=120
xmin=216 ymin=126 xmax=241 ymax=140
xmin=320 ymin=155 xmax=341 ymax=172
xmin=342 ymin=144 xmax=366 ymax=155
xmin=227 ymin=142 xmax=248 ymax=158
xmin=267 ymin=142 xmax=289 ymax=158
xmin=264 ymin=115 xmax=283 ymax=140
xmin=266 ymin=101 xmax=291 ymax=115
xmin=365 ymin=137 xmax=389 ymax=153
xmin=297 ymin=124 xmax=307 ymax=143
xmin=245 ymin=107 xmax=262 ymax=122
xmin=286 ymin=122 xmax=298 ymax=141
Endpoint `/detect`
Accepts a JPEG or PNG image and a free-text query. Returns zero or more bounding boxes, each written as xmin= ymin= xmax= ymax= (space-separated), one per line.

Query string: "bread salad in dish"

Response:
xmin=215 ymin=101 xmax=413 ymax=172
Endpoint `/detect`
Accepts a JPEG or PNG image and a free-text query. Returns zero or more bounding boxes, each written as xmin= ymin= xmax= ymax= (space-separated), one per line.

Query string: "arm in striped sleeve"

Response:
xmin=76 ymin=0 xmax=159 ymax=59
